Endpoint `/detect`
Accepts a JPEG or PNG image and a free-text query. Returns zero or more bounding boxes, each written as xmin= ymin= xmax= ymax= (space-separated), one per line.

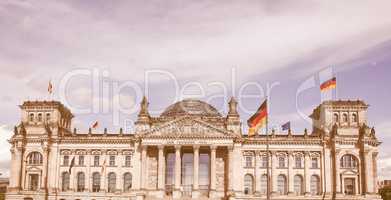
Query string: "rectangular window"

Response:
xmin=278 ymin=157 xmax=285 ymax=168
xmin=245 ymin=156 xmax=253 ymax=167
xmin=109 ymin=156 xmax=115 ymax=166
xmin=125 ymin=156 xmax=131 ymax=167
xmin=63 ymin=156 xmax=69 ymax=166
xmin=79 ymin=155 xmax=84 ymax=166
xmin=295 ymin=157 xmax=302 ymax=168
xmin=94 ymin=156 xmax=100 ymax=166
xmin=29 ymin=174 xmax=39 ymax=191
xmin=261 ymin=156 xmax=268 ymax=168
xmin=312 ymin=158 xmax=318 ymax=168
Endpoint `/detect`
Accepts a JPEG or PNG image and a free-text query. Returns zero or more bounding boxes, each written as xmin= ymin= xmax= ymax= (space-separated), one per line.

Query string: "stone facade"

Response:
xmin=5 ymin=98 xmax=381 ymax=200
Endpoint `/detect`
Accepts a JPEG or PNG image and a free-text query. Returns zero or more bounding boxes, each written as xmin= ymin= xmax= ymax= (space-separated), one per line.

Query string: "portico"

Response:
xmin=140 ymin=143 xmax=230 ymax=199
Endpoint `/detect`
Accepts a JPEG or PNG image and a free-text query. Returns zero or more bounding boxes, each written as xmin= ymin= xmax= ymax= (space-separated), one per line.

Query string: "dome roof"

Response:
xmin=160 ymin=99 xmax=222 ymax=118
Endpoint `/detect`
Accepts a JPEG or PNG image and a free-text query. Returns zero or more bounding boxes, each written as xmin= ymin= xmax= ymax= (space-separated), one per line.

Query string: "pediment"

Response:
xmin=143 ymin=116 xmax=235 ymax=139
xmin=341 ymin=169 xmax=358 ymax=175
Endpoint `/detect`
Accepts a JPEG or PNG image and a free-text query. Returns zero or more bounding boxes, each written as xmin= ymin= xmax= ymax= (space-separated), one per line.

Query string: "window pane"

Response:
xmin=108 ymin=173 xmax=116 ymax=193
xmin=62 ymin=172 xmax=70 ymax=191
xmin=260 ymin=174 xmax=268 ymax=194
xmin=94 ymin=156 xmax=100 ymax=166
xmin=294 ymin=175 xmax=303 ymax=195
xmin=277 ymin=175 xmax=287 ymax=195
xmin=79 ymin=156 xmax=84 ymax=165
xmin=92 ymin=173 xmax=100 ymax=192
xmin=310 ymin=175 xmax=320 ymax=195
xmin=110 ymin=156 xmax=115 ymax=166
xmin=123 ymin=173 xmax=132 ymax=191
xmin=77 ymin=172 xmax=85 ymax=192
xmin=244 ymin=174 xmax=253 ymax=195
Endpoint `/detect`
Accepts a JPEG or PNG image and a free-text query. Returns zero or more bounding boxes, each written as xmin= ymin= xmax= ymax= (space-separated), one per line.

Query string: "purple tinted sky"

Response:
xmin=0 ymin=0 xmax=391 ymax=178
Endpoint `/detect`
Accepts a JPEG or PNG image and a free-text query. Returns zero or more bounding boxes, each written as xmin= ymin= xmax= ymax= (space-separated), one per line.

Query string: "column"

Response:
xmin=193 ymin=145 xmax=200 ymax=198
xmin=173 ymin=145 xmax=182 ymax=199
xmin=158 ymin=146 xmax=165 ymax=190
xmin=174 ymin=145 xmax=182 ymax=189
xmin=210 ymin=146 xmax=217 ymax=191
xmin=304 ymin=152 xmax=311 ymax=195
xmin=288 ymin=152 xmax=294 ymax=195
xmin=141 ymin=146 xmax=147 ymax=189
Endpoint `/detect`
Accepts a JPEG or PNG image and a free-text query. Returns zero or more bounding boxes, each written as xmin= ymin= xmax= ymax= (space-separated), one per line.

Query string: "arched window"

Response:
xmin=340 ymin=154 xmax=358 ymax=168
xmin=333 ymin=113 xmax=339 ymax=123
xmin=342 ymin=113 xmax=348 ymax=123
xmin=244 ymin=174 xmax=254 ymax=195
xmin=352 ymin=114 xmax=358 ymax=123
xmin=108 ymin=172 xmax=116 ymax=193
xmin=123 ymin=173 xmax=132 ymax=191
xmin=92 ymin=172 xmax=100 ymax=192
xmin=27 ymin=152 xmax=43 ymax=165
xmin=61 ymin=172 xmax=70 ymax=191
xmin=294 ymin=175 xmax=304 ymax=195
xmin=37 ymin=113 xmax=42 ymax=122
xmin=278 ymin=157 xmax=286 ymax=168
xmin=260 ymin=174 xmax=268 ymax=194
xmin=77 ymin=172 xmax=85 ymax=192
xmin=310 ymin=175 xmax=320 ymax=195
xmin=277 ymin=175 xmax=287 ymax=195
xmin=29 ymin=113 xmax=34 ymax=122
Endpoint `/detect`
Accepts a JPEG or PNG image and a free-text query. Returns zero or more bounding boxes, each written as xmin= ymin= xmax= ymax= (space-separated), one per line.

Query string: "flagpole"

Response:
xmin=266 ymin=96 xmax=270 ymax=200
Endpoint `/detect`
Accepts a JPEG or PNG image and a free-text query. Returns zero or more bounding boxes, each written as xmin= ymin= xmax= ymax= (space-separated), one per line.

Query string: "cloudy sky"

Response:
xmin=1 ymin=0 xmax=391 ymax=179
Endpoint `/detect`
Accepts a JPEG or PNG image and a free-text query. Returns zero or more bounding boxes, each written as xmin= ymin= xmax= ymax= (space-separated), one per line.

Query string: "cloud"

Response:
xmin=0 ymin=125 xmax=12 ymax=177
xmin=1 ymin=0 xmax=391 ymax=178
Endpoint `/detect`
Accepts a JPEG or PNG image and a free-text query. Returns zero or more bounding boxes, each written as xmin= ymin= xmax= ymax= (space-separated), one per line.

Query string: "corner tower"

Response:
xmin=310 ymin=100 xmax=368 ymax=136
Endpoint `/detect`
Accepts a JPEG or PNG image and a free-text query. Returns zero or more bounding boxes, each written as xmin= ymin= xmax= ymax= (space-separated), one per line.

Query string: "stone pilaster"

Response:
xmin=304 ymin=152 xmax=311 ymax=195
xmin=9 ymin=145 xmax=23 ymax=191
xmin=364 ymin=150 xmax=374 ymax=193
xmin=227 ymin=146 xmax=234 ymax=193
xmin=141 ymin=146 xmax=147 ymax=189
xmin=271 ymin=151 xmax=277 ymax=194
xmin=335 ymin=152 xmax=341 ymax=194
xmin=323 ymin=145 xmax=332 ymax=195
xmin=41 ymin=146 xmax=49 ymax=191
xmin=288 ymin=152 xmax=294 ymax=195
xmin=255 ymin=150 xmax=261 ymax=194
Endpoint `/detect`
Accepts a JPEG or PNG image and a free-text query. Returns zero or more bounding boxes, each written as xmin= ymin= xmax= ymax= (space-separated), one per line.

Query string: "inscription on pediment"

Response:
xmin=146 ymin=118 xmax=232 ymax=138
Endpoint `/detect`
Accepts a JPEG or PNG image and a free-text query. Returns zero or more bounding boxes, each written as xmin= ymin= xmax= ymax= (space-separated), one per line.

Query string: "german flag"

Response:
xmin=320 ymin=77 xmax=336 ymax=92
xmin=48 ymin=80 xmax=53 ymax=94
xmin=91 ymin=121 xmax=99 ymax=129
xmin=247 ymin=100 xmax=268 ymax=137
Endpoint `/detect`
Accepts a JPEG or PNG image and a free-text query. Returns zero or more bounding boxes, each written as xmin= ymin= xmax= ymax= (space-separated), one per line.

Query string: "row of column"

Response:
xmin=140 ymin=145 xmax=223 ymax=193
